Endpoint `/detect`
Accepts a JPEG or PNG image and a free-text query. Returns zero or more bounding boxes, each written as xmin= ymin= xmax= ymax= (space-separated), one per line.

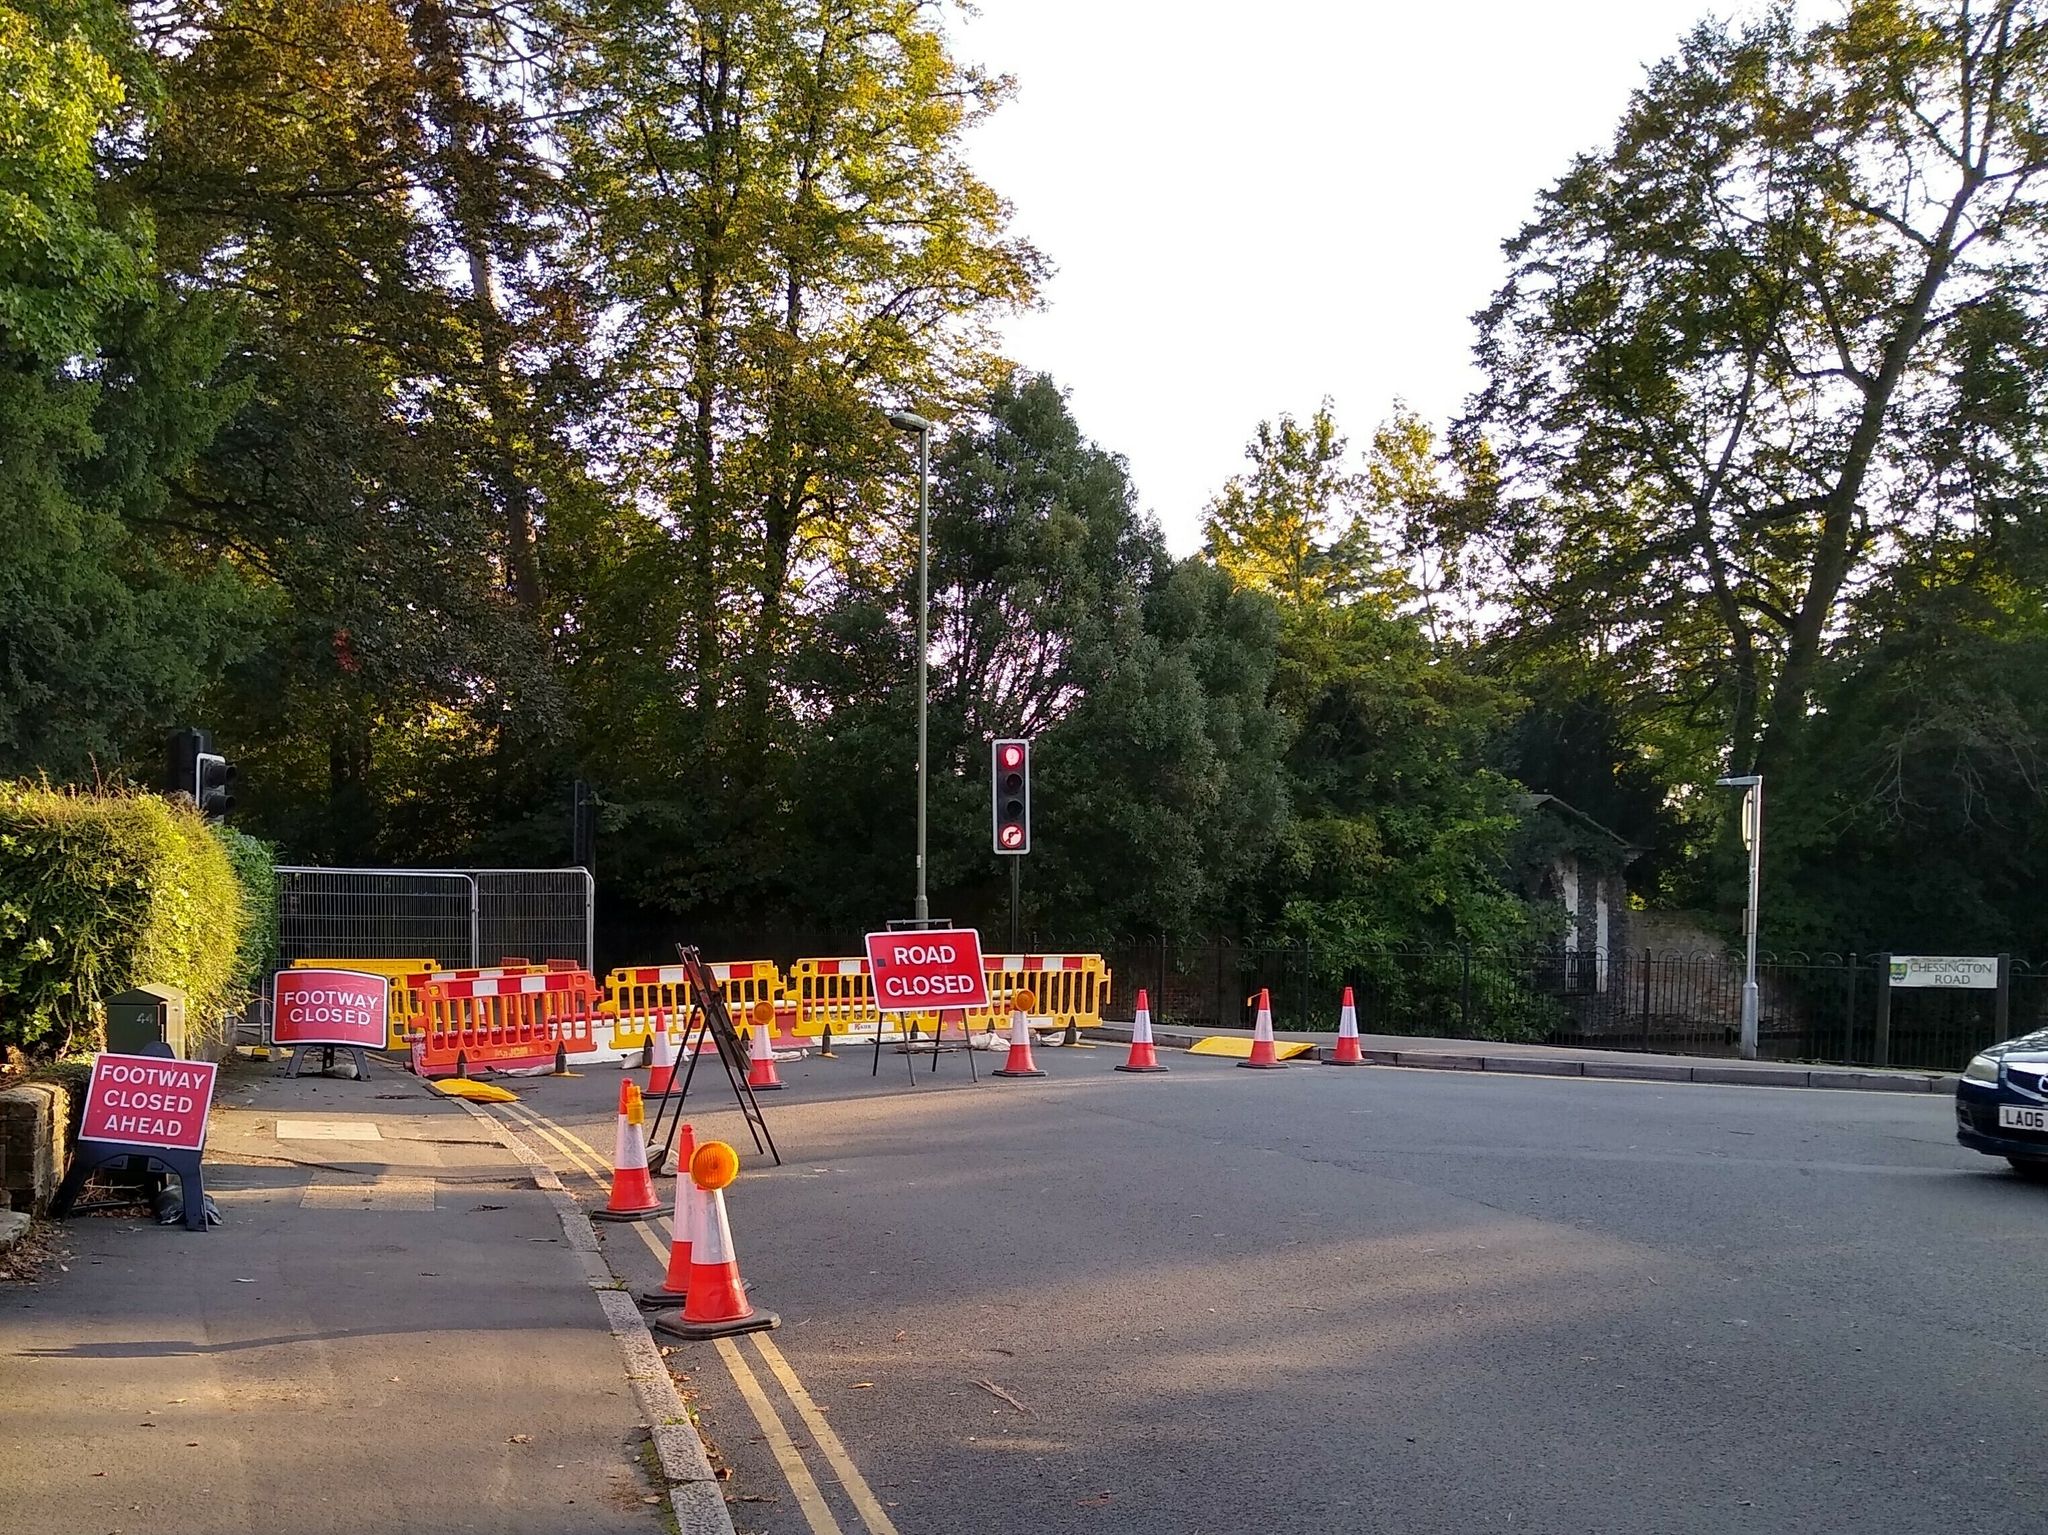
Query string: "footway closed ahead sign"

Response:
xmin=864 ymin=929 xmax=990 ymax=1013
xmin=79 ymin=1052 xmax=218 ymax=1152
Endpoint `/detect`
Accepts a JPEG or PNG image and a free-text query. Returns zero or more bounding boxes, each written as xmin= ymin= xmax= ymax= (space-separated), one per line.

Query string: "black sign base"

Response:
xmin=51 ymin=1142 xmax=210 ymax=1231
xmin=284 ymin=1044 xmax=373 ymax=1079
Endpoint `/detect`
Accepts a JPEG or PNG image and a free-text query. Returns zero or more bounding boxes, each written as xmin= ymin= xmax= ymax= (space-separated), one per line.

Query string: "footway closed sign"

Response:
xmin=864 ymin=929 xmax=990 ymax=1012
xmin=79 ymin=1053 xmax=218 ymax=1152
xmin=273 ymin=968 xmax=389 ymax=1047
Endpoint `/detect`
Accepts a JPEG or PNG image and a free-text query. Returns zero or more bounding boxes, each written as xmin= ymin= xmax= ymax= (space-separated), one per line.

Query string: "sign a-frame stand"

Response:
xmin=646 ymin=945 xmax=781 ymax=1171
xmin=51 ymin=1043 xmax=217 ymax=1231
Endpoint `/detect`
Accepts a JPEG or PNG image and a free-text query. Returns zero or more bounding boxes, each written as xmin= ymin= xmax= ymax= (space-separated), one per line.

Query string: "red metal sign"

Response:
xmin=79 ymin=1053 xmax=218 ymax=1153
xmin=273 ymin=968 xmax=389 ymax=1048
xmin=863 ymin=929 xmax=990 ymax=1013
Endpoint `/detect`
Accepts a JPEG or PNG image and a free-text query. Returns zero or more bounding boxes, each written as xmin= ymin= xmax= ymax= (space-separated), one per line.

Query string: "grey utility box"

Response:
xmin=105 ymin=984 xmax=188 ymax=1058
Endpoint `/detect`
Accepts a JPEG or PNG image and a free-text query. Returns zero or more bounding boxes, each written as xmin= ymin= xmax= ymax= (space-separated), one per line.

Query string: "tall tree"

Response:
xmin=0 ymin=0 xmax=251 ymax=774
xmin=1201 ymin=401 xmax=1387 ymax=609
xmin=1458 ymin=0 xmax=2048 ymax=780
xmin=563 ymin=0 xmax=1043 ymax=740
xmin=139 ymin=0 xmax=579 ymax=856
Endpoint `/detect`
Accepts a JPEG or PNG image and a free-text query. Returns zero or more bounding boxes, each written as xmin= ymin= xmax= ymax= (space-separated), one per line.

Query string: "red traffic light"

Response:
xmin=991 ymin=738 xmax=1031 ymax=855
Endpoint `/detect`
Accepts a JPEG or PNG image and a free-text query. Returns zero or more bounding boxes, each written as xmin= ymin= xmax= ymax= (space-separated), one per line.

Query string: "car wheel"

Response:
xmin=2006 ymin=1157 xmax=2048 ymax=1182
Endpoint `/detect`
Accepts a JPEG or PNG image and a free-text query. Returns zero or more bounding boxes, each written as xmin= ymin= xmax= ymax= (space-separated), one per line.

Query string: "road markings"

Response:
xmin=498 ymin=1099 xmax=903 ymax=1534
xmin=715 ymin=1334 xmax=845 ymax=1535
xmin=750 ymin=1334 xmax=903 ymax=1535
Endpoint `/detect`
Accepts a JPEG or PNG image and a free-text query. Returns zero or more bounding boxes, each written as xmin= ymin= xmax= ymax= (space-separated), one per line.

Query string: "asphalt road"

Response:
xmin=510 ymin=1042 xmax=2048 ymax=1535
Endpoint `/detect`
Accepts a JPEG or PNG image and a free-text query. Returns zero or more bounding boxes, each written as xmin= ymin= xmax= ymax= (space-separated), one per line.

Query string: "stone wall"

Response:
xmin=0 ymin=1081 xmax=73 ymax=1214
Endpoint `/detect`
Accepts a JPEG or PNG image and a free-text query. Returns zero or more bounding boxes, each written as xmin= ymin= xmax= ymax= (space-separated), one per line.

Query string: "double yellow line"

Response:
xmin=497 ymin=1101 xmax=901 ymax=1535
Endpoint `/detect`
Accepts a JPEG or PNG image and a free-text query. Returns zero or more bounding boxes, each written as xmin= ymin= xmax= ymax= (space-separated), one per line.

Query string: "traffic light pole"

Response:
xmin=914 ymin=421 xmax=930 ymax=928
xmin=1010 ymin=857 xmax=1020 ymax=953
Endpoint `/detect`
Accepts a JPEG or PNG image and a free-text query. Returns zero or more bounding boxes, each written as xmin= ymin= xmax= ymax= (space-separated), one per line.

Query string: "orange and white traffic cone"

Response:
xmin=593 ymin=1079 xmax=664 ymax=1221
xmin=646 ymin=1010 xmax=681 ymax=1097
xmin=1326 ymin=985 xmax=1365 ymax=1065
xmin=991 ymin=994 xmax=1046 ymax=1079
xmin=745 ymin=1001 xmax=785 ymax=1091
xmin=1240 ymin=987 xmax=1287 ymax=1069
xmin=654 ymin=1140 xmax=779 ymax=1341
xmin=1116 ymin=988 xmax=1169 ymax=1073
xmin=632 ymin=1122 xmax=697 ymax=1306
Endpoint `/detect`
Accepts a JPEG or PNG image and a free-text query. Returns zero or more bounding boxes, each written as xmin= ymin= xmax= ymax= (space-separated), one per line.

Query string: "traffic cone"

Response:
xmin=632 ymin=1123 xmax=697 ymax=1306
xmin=593 ymin=1080 xmax=663 ymax=1221
xmin=745 ymin=1002 xmax=785 ymax=1091
xmin=654 ymin=1141 xmax=780 ymax=1341
xmin=992 ymin=1006 xmax=1046 ymax=1079
xmin=1326 ymin=986 xmax=1365 ymax=1065
xmin=1240 ymin=987 xmax=1287 ymax=1069
xmin=646 ymin=1011 xmax=680 ymax=1097
xmin=1116 ymin=988 xmax=1169 ymax=1073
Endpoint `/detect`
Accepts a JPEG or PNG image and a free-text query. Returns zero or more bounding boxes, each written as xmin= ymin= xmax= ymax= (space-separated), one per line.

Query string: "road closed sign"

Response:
xmin=864 ymin=929 xmax=990 ymax=1013
xmin=79 ymin=1052 xmax=218 ymax=1152
xmin=273 ymin=968 xmax=389 ymax=1047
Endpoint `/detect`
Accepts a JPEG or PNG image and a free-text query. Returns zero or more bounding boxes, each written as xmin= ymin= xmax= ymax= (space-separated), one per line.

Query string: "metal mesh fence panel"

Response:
xmin=475 ymin=869 xmax=595 ymax=969
xmin=277 ymin=868 xmax=475 ymax=969
xmin=276 ymin=867 xmax=593 ymax=972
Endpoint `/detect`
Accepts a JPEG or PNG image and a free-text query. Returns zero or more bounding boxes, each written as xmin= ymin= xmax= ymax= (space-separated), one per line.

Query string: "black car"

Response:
xmin=1956 ymin=1026 xmax=2048 ymax=1179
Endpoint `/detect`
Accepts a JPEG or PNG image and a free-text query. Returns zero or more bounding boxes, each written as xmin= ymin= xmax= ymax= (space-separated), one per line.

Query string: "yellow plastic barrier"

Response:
xmin=783 ymin=953 xmax=1110 ymax=1040
xmin=966 ymin=954 xmax=1111 ymax=1037
xmin=601 ymin=960 xmax=783 ymax=1050
xmin=784 ymin=957 xmax=885 ymax=1038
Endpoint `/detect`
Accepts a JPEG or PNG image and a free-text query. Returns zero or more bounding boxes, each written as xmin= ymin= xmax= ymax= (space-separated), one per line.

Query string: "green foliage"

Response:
xmin=0 ymin=781 xmax=248 ymax=1061
xmin=7 ymin=0 xmax=2044 ymax=974
xmin=1202 ymin=401 xmax=1391 ymax=609
xmin=0 ymin=2 xmax=257 ymax=779
xmin=211 ymin=824 xmax=277 ymax=992
xmin=0 ymin=0 xmax=145 ymax=361
xmin=1261 ymin=603 xmax=1539 ymax=958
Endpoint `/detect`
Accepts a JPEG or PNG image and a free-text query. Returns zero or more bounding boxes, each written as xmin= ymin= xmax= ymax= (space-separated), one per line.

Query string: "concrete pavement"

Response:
xmin=2 ymin=1059 xmax=673 ymax=1535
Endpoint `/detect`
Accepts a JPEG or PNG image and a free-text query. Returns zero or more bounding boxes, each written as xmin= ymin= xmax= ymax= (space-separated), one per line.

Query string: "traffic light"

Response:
xmin=166 ymin=727 xmax=235 ymax=821
xmin=991 ymin=738 xmax=1030 ymax=854
xmin=196 ymin=751 xmax=235 ymax=820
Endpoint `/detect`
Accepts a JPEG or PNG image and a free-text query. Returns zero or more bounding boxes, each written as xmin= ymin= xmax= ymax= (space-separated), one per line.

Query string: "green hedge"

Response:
xmin=0 ymin=781 xmax=249 ymax=1061
xmin=212 ymin=824 xmax=277 ymax=993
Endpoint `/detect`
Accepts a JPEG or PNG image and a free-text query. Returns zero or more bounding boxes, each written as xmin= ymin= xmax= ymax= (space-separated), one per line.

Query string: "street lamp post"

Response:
xmin=1716 ymin=773 xmax=1763 ymax=1059
xmin=887 ymin=409 xmax=934 ymax=927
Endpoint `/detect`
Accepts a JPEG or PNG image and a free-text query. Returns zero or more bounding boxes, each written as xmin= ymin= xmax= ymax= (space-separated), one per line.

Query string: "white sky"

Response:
xmin=951 ymin=0 xmax=1747 ymax=554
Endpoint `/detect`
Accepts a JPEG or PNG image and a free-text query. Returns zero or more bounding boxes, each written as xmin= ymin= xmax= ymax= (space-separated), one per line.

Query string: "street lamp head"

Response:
xmin=886 ymin=409 xmax=933 ymax=433
xmin=1715 ymin=774 xmax=1761 ymax=787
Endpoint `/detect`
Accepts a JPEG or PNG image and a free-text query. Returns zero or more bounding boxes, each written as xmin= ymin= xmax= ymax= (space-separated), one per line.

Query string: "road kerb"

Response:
xmin=1481 ymin=1057 xmax=1584 ymax=1077
xmin=1093 ymin=1024 xmax=1956 ymax=1095
xmin=1583 ymin=1061 xmax=1695 ymax=1083
xmin=454 ymin=1098 xmax=736 ymax=1535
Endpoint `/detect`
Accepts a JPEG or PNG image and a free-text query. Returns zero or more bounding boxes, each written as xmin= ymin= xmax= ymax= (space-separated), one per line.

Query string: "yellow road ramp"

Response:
xmin=1188 ymin=1036 xmax=1316 ymax=1061
xmin=431 ymin=1077 xmax=519 ymax=1103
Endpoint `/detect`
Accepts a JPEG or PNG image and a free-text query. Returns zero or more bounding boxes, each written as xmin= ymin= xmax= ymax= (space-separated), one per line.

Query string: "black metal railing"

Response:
xmin=595 ymin=910 xmax=2041 ymax=1073
xmin=1053 ymin=937 xmax=2044 ymax=1074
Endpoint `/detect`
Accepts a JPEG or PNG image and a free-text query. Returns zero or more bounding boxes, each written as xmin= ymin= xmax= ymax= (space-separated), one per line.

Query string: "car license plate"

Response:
xmin=1998 ymin=1105 xmax=2048 ymax=1132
